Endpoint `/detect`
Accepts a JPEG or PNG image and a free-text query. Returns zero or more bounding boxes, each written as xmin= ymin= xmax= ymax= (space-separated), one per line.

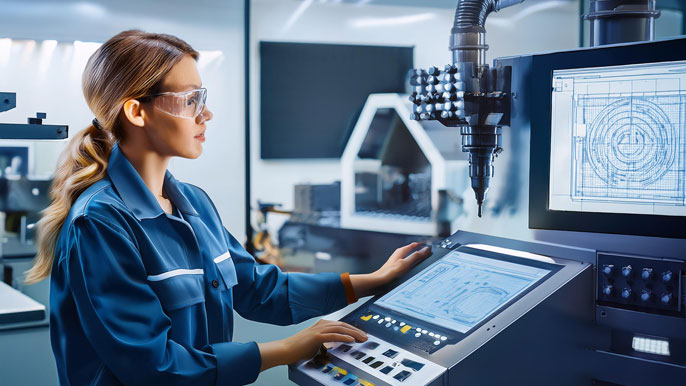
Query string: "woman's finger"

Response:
xmin=321 ymin=323 xmax=368 ymax=341
xmin=319 ymin=333 xmax=357 ymax=343
xmin=405 ymin=246 xmax=431 ymax=265
xmin=392 ymin=242 xmax=420 ymax=258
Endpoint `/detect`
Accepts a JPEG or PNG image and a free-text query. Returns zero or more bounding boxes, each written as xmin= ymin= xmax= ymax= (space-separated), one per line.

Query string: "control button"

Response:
xmin=384 ymin=317 xmax=391 ymax=322
xmin=370 ymin=361 xmax=384 ymax=369
xmin=641 ymin=268 xmax=653 ymax=280
xmin=377 ymin=319 xmax=384 ymax=324
xmin=662 ymin=271 xmax=673 ymax=283
xmin=621 ymin=288 xmax=632 ymax=299
xmin=421 ymin=330 xmax=427 ymax=334
xmin=393 ymin=326 xmax=399 ymax=332
xmin=391 ymin=320 xmax=396 ymax=324
xmin=338 ymin=344 xmax=352 ymax=353
xmin=401 ymin=358 xmax=426 ymax=371
xmin=211 ymin=279 xmax=220 ymax=288
xmin=372 ymin=315 xmax=379 ymax=320
xmin=621 ymin=265 xmax=632 ymax=277
xmin=350 ymin=351 xmax=365 ymax=360
xmin=362 ymin=356 xmax=376 ymax=364
xmin=640 ymin=289 xmax=652 ymax=302
xmin=342 ymin=377 xmax=357 ymax=385
xmin=382 ymin=349 xmax=399 ymax=359
xmin=416 ymin=327 xmax=421 ymax=332
xmin=602 ymin=264 xmax=614 ymax=276
xmin=399 ymin=322 xmax=406 ymax=327
xmin=333 ymin=368 xmax=348 ymax=380
xmin=434 ymin=340 xmax=441 ymax=345
xmin=414 ymin=333 xmax=421 ymax=337
xmin=380 ymin=366 xmax=394 ymax=375
xmin=602 ymin=285 xmax=613 ymax=296
xmin=385 ymin=322 xmax=392 ymax=328
xmin=362 ymin=341 xmax=380 ymax=350
xmin=440 ymin=336 xmax=447 ymax=341
xmin=394 ymin=370 xmax=412 ymax=382
xmin=322 ymin=364 xmax=335 ymax=374
xmin=429 ymin=332 xmax=435 ymax=337
xmin=400 ymin=325 xmax=412 ymax=334
xmin=661 ymin=293 xmax=673 ymax=305
xmin=360 ymin=315 xmax=373 ymax=322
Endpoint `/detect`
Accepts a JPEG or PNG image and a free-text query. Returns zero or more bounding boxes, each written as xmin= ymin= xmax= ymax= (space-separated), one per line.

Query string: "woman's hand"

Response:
xmin=258 ymin=319 xmax=367 ymax=371
xmin=350 ymin=242 xmax=431 ymax=299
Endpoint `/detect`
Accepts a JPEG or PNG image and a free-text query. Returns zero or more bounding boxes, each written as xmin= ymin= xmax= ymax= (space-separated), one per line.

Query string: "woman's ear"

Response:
xmin=122 ymin=99 xmax=145 ymax=127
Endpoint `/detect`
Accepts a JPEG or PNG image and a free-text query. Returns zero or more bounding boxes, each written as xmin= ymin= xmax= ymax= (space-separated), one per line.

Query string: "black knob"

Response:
xmin=427 ymin=66 xmax=439 ymax=76
xmin=661 ymin=293 xmax=673 ymax=305
xmin=621 ymin=265 xmax=632 ymax=277
xmin=211 ymin=279 xmax=220 ymax=288
xmin=662 ymin=271 xmax=673 ymax=283
xmin=444 ymin=64 xmax=457 ymax=74
xmin=602 ymin=264 xmax=614 ymax=276
xmin=641 ymin=268 xmax=653 ymax=280
xmin=621 ymin=288 xmax=632 ymax=299
xmin=640 ymin=289 xmax=651 ymax=302
xmin=602 ymin=285 xmax=613 ymax=296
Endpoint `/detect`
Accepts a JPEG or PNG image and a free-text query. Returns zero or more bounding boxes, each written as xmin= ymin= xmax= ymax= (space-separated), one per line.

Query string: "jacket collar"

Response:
xmin=107 ymin=142 xmax=199 ymax=220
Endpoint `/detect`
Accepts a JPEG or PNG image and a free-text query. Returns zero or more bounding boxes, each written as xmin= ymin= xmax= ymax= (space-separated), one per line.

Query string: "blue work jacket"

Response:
xmin=49 ymin=143 xmax=349 ymax=385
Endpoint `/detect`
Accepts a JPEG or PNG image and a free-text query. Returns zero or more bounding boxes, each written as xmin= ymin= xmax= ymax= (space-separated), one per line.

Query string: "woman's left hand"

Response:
xmin=350 ymin=242 xmax=432 ymax=298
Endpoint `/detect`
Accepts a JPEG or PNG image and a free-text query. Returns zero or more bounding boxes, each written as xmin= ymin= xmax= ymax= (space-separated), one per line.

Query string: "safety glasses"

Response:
xmin=139 ymin=88 xmax=207 ymax=119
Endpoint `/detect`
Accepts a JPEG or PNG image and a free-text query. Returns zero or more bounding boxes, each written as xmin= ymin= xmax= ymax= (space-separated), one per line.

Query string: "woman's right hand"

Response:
xmin=258 ymin=319 xmax=368 ymax=371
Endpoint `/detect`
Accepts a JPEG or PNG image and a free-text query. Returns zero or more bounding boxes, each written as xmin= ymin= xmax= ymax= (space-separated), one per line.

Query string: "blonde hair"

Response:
xmin=26 ymin=30 xmax=198 ymax=283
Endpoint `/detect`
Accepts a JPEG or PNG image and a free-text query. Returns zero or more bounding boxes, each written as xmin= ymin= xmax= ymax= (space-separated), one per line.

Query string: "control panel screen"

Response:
xmin=374 ymin=249 xmax=551 ymax=333
xmin=549 ymin=60 xmax=686 ymax=217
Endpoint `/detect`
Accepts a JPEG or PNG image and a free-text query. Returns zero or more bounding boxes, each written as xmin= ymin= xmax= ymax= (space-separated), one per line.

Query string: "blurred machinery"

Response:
xmin=341 ymin=94 xmax=468 ymax=236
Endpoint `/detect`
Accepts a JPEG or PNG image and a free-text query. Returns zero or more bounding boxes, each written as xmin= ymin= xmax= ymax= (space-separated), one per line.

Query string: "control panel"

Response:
xmin=597 ymin=252 xmax=684 ymax=316
xmin=293 ymin=332 xmax=445 ymax=386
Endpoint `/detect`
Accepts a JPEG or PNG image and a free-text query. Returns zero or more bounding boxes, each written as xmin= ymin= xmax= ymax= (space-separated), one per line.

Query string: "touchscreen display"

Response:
xmin=374 ymin=249 xmax=552 ymax=333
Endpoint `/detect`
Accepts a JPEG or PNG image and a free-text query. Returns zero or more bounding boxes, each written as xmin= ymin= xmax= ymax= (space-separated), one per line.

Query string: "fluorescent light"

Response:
xmin=488 ymin=0 xmax=569 ymax=28
xmin=632 ymin=336 xmax=670 ymax=356
xmin=281 ymin=0 xmax=314 ymax=34
xmin=0 ymin=39 xmax=12 ymax=66
xmin=350 ymin=13 xmax=436 ymax=28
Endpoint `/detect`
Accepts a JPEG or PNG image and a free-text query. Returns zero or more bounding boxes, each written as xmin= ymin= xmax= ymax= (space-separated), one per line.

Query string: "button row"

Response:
xmin=361 ymin=313 xmax=448 ymax=347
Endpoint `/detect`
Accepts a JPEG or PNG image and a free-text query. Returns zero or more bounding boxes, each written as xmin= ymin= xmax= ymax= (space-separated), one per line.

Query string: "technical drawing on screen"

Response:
xmin=374 ymin=250 xmax=551 ymax=333
xmin=549 ymin=60 xmax=686 ymax=216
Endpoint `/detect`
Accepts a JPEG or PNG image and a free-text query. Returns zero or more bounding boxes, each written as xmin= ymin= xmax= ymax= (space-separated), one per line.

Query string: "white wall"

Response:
xmin=0 ymin=0 xmax=247 ymax=239
xmin=250 ymin=0 xmax=581 ymax=235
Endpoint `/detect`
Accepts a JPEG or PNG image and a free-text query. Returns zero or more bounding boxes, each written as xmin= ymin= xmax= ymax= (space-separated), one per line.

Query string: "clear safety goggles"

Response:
xmin=140 ymin=88 xmax=207 ymax=119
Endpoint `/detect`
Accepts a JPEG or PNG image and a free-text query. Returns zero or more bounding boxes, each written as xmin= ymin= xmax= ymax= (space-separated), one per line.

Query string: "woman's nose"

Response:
xmin=197 ymin=106 xmax=213 ymax=124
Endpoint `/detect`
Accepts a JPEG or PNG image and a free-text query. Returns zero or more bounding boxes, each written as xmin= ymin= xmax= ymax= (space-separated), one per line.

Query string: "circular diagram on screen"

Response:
xmin=585 ymin=98 xmax=677 ymax=186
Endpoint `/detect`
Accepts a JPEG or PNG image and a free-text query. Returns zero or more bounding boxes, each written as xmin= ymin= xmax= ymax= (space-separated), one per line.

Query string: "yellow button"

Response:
xmin=359 ymin=381 xmax=376 ymax=386
xmin=400 ymin=325 xmax=412 ymax=334
xmin=332 ymin=367 xmax=347 ymax=375
xmin=360 ymin=314 xmax=373 ymax=321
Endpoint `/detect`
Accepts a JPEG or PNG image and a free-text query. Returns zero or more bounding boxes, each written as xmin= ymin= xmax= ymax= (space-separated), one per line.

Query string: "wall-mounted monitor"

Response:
xmin=259 ymin=42 xmax=413 ymax=159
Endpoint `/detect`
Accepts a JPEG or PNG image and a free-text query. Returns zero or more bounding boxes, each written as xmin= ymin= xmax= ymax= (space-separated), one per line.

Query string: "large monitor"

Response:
xmin=529 ymin=37 xmax=686 ymax=238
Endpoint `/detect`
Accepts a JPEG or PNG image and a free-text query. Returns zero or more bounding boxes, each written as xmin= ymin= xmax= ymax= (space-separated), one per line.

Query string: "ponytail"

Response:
xmin=25 ymin=124 xmax=113 ymax=283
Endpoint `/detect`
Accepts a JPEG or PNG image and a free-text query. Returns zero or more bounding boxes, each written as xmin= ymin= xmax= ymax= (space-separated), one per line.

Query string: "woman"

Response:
xmin=26 ymin=30 xmax=430 ymax=385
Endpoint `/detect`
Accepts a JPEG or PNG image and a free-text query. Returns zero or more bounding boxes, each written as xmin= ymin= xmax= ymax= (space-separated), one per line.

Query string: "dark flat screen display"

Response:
xmin=260 ymin=42 xmax=413 ymax=159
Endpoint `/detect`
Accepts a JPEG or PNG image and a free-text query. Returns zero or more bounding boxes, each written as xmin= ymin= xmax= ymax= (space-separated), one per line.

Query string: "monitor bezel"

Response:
xmin=528 ymin=37 xmax=686 ymax=239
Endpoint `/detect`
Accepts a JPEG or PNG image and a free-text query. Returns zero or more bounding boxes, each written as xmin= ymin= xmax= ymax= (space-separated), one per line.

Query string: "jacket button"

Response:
xmin=211 ymin=280 xmax=220 ymax=288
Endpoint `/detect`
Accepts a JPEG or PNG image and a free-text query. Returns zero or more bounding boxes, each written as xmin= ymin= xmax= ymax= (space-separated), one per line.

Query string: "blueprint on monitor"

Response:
xmin=549 ymin=61 xmax=686 ymax=216
xmin=375 ymin=250 xmax=551 ymax=334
